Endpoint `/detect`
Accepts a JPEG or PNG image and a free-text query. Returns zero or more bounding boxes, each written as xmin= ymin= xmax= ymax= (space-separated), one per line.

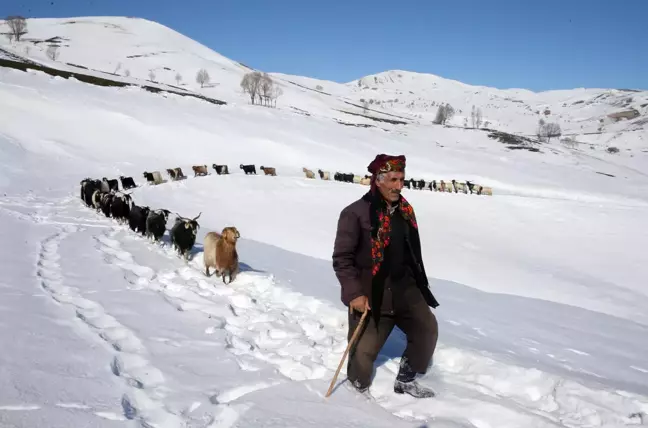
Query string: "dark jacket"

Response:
xmin=332 ymin=194 xmax=439 ymax=313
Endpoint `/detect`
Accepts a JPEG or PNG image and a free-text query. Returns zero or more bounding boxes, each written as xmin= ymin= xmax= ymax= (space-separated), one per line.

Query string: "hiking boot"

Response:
xmin=393 ymin=357 xmax=435 ymax=398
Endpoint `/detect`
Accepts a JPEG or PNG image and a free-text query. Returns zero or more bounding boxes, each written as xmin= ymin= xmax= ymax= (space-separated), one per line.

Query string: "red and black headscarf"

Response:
xmin=367 ymin=154 xmax=407 ymax=190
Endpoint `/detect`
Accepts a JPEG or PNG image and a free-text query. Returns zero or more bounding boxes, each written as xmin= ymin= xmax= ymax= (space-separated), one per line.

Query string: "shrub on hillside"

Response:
xmin=46 ymin=45 xmax=59 ymax=61
xmin=196 ymin=69 xmax=210 ymax=88
xmin=433 ymin=103 xmax=455 ymax=125
xmin=537 ymin=120 xmax=561 ymax=142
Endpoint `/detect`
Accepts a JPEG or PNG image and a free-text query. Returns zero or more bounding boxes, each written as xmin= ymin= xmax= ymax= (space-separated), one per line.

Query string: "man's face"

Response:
xmin=376 ymin=171 xmax=405 ymax=203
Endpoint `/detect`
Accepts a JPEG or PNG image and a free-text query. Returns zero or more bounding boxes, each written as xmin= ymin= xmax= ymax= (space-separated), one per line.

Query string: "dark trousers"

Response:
xmin=347 ymin=278 xmax=439 ymax=387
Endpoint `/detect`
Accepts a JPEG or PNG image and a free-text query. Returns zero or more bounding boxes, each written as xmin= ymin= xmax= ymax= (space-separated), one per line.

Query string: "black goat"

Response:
xmin=99 ymin=193 xmax=115 ymax=218
xmin=119 ymin=175 xmax=137 ymax=190
xmin=343 ymin=173 xmax=354 ymax=183
xmin=239 ymin=164 xmax=256 ymax=175
xmin=170 ymin=212 xmax=201 ymax=261
xmin=143 ymin=171 xmax=155 ymax=183
xmin=430 ymin=180 xmax=437 ymax=191
xmin=213 ymin=164 xmax=229 ymax=175
xmin=129 ymin=205 xmax=150 ymax=235
xmin=146 ymin=209 xmax=171 ymax=242
xmin=417 ymin=179 xmax=425 ymax=190
xmin=80 ymin=178 xmax=102 ymax=207
xmin=110 ymin=193 xmax=132 ymax=225
xmin=404 ymin=179 xmax=411 ymax=189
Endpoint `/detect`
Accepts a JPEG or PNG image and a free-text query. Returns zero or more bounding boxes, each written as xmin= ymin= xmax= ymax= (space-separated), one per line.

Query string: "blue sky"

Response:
xmin=3 ymin=0 xmax=647 ymax=91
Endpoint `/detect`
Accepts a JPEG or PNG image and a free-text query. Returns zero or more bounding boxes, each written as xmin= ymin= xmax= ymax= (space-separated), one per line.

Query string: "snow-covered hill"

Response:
xmin=1 ymin=16 xmax=647 ymax=428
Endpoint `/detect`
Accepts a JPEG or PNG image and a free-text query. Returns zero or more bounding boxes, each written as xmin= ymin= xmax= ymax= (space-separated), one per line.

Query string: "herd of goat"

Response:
xmin=103 ymin=162 xmax=493 ymax=196
xmin=78 ymin=162 xmax=493 ymax=282
xmin=79 ymin=177 xmax=241 ymax=284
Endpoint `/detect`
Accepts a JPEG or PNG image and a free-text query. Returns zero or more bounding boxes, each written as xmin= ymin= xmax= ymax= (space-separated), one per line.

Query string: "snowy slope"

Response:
xmin=1 ymin=16 xmax=648 ymax=428
xmin=346 ymin=70 xmax=648 ymax=139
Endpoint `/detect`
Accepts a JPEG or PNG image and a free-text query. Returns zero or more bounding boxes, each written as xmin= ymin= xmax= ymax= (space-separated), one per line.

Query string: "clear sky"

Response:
xmin=3 ymin=0 xmax=647 ymax=91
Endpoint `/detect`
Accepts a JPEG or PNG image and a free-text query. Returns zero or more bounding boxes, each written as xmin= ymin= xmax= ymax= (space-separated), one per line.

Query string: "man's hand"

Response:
xmin=350 ymin=295 xmax=370 ymax=313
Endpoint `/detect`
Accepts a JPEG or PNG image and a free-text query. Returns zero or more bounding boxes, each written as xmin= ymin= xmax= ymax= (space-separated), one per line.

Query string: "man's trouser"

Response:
xmin=346 ymin=276 xmax=439 ymax=387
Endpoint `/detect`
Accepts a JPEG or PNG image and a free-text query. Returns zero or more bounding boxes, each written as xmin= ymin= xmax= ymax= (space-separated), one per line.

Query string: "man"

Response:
xmin=332 ymin=154 xmax=439 ymax=398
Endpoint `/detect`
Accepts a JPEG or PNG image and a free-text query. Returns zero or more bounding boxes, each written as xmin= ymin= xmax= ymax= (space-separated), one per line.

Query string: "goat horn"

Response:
xmin=192 ymin=212 xmax=202 ymax=221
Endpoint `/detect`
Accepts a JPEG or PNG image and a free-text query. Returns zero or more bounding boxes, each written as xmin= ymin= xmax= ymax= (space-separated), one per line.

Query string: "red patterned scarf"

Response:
xmin=368 ymin=194 xmax=418 ymax=276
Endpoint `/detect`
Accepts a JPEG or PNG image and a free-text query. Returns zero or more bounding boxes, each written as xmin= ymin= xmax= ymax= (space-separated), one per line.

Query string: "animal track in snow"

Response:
xmin=211 ymin=381 xmax=281 ymax=404
xmin=36 ymin=228 xmax=181 ymax=426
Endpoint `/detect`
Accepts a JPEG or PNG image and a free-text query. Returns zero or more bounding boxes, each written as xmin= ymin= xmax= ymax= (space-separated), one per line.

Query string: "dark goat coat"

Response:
xmin=240 ymin=164 xmax=256 ymax=174
xmin=81 ymin=179 xmax=101 ymax=207
xmin=146 ymin=210 xmax=170 ymax=241
xmin=100 ymin=194 xmax=114 ymax=217
xmin=170 ymin=217 xmax=200 ymax=258
xmin=129 ymin=205 xmax=150 ymax=235
xmin=103 ymin=178 xmax=118 ymax=192
xmin=120 ymin=176 xmax=136 ymax=190
xmin=110 ymin=194 xmax=132 ymax=222
xmin=213 ymin=164 xmax=229 ymax=175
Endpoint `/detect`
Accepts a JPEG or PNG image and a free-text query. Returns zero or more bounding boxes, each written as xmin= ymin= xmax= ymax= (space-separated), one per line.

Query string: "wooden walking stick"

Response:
xmin=325 ymin=309 xmax=369 ymax=398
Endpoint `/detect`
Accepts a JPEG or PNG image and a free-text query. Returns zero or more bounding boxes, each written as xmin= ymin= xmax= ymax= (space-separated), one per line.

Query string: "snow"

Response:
xmin=1 ymin=16 xmax=648 ymax=428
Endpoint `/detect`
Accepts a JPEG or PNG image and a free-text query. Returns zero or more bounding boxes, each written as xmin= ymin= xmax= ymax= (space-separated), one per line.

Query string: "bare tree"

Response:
xmin=240 ymin=71 xmax=263 ymax=105
xmin=537 ymin=118 xmax=546 ymax=139
xmin=444 ymin=104 xmax=455 ymax=124
xmin=113 ymin=62 xmax=122 ymax=74
xmin=315 ymin=85 xmax=323 ymax=91
xmin=24 ymin=45 xmax=30 ymax=55
xmin=433 ymin=103 xmax=455 ymax=125
xmin=271 ymin=86 xmax=283 ymax=107
xmin=544 ymin=123 xmax=561 ymax=141
xmin=124 ymin=69 xmax=131 ymax=77
xmin=538 ymin=121 xmax=561 ymax=141
xmin=475 ymin=107 xmax=483 ymax=128
xmin=46 ymin=45 xmax=59 ymax=61
xmin=148 ymin=70 xmax=156 ymax=82
xmin=259 ymin=73 xmax=274 ymax=106
xmin=433 ymin=104 xmax=447 ymax=125
xmin=6 ymin=16 xmax=27 ymax=42
xmin=362 ymin=99 xmax=369 ymax=114
xmin=196 ymin=68 xmax=210 ymax=88
xmin=175 ymin=72 xmax=182 ymax=85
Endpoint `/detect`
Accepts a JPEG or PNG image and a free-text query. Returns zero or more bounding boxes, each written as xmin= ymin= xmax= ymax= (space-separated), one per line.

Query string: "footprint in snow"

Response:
xmin=210 ymin=381 xmax=281 ymax=404
xmin=565 ymin=348 xmax=590 ymax=356
xmin=0 ymin=404 xmax=41 ymax=411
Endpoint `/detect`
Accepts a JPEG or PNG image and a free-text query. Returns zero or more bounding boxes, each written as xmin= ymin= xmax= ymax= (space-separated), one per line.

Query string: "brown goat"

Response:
xmin=192 ymin=165 xmax=209 ymax=177
xmin=203 ymin=227 xmax=240 ymax=284
xmin=260 ymin=166 xmax=277 ymax=176
xmin=303 ymin=167 xmax=315 ymax=179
